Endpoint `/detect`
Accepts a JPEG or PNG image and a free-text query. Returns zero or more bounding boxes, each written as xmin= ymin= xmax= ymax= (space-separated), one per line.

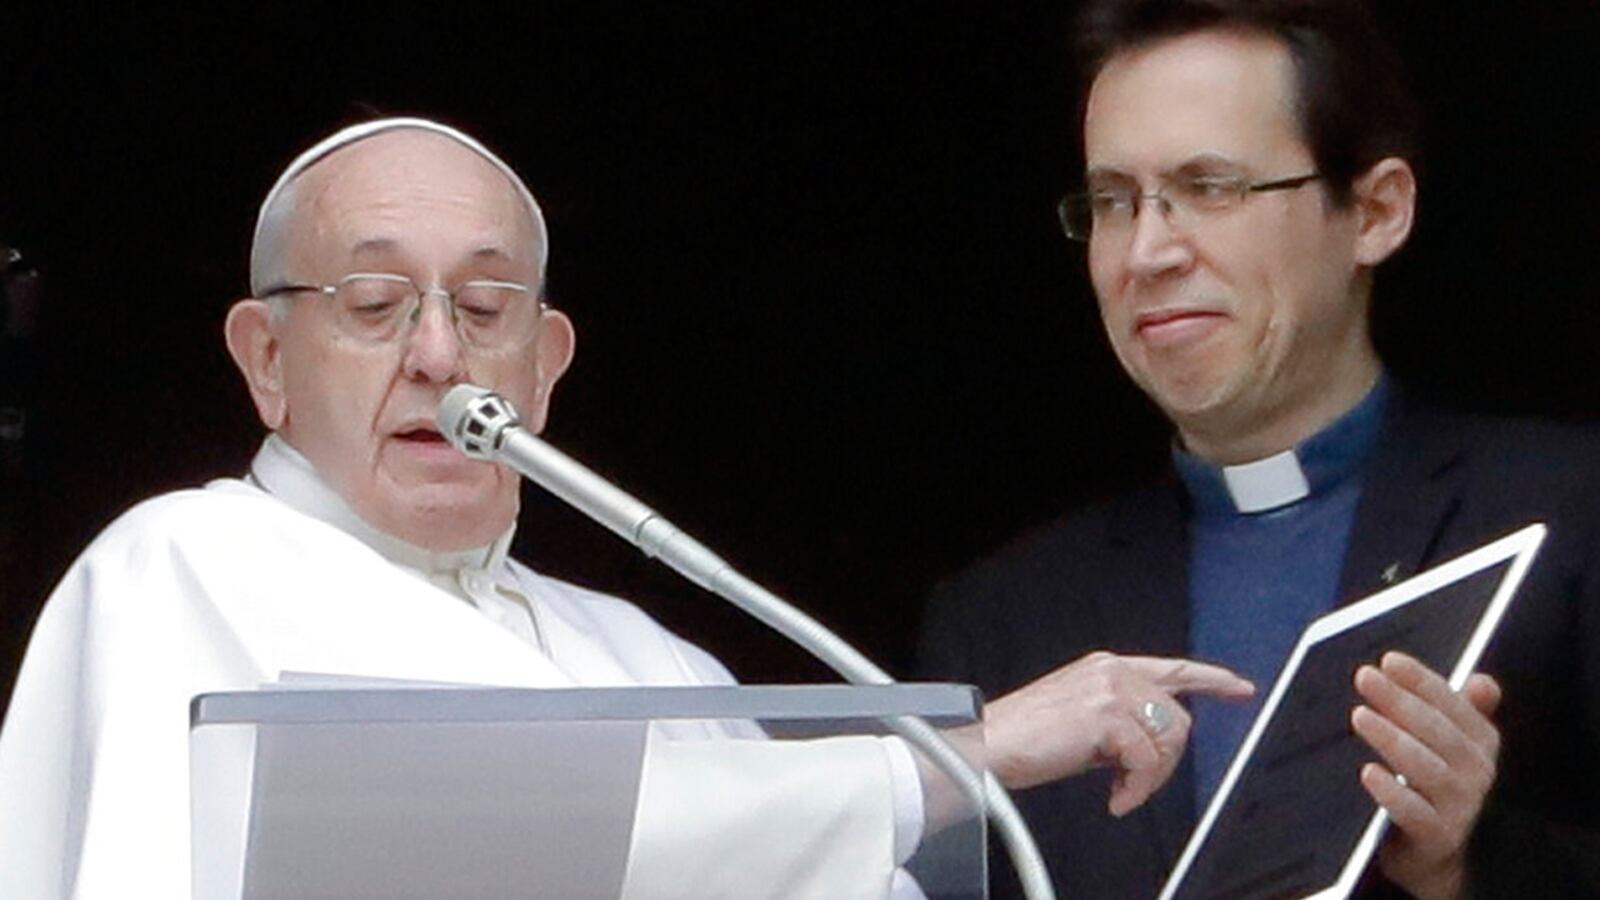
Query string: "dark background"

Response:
xmin=2 ymin=4 xmax=1597 ymax=708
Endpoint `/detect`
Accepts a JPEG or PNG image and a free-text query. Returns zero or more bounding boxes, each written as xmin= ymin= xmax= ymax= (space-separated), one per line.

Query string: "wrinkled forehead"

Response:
xmin=249 ymin=117 xmax=547 ymax=293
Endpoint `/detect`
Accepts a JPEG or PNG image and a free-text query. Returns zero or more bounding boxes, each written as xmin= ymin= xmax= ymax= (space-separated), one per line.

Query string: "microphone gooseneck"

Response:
xmin=439 ymin=383 xmax=1057 ymax=900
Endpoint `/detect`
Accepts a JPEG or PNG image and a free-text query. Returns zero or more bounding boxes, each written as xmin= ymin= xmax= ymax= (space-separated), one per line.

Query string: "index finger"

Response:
xmin=1121 ymin=656 xmax=1255 ymax=699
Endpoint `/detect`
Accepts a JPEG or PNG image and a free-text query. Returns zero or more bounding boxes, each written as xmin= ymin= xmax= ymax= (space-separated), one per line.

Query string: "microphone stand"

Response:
xmin=441 ymin=384 xmax=1057 ymax=900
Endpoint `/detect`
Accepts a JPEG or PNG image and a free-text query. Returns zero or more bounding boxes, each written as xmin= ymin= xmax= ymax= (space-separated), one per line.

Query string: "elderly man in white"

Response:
xmin=0 ymin=118 xmax=1250 ymax=899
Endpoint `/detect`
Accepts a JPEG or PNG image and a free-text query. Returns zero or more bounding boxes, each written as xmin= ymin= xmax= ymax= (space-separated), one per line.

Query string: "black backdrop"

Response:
xmin=2 ymin=4 xmax=1598 ymax=707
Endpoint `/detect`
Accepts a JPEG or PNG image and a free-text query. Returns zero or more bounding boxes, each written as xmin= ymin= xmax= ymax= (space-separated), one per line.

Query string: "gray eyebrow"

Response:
xmin=338 ymin=239 xmax=528 ymax=290
xmin=350 ymin=238 xmax=398 ymax=256
xmin=470 ymin=245 xmax=513 ymax=262
xmin=348 ymin=239 xmax=517 ymax=267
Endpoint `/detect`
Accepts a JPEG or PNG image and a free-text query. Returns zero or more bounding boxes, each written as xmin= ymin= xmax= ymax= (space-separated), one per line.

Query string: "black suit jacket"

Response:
xmin=916 ymin=395 xmax=1600 ymax=899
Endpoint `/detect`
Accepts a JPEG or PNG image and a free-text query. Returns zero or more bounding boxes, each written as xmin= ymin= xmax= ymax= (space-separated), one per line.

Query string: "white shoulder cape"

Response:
xmin=0 ymin=478 xmax=902 ymax=899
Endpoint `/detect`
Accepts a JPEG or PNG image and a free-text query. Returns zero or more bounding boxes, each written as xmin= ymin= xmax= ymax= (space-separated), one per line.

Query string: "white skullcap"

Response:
xmin=249 ymin=116 xmax=548 ymax=295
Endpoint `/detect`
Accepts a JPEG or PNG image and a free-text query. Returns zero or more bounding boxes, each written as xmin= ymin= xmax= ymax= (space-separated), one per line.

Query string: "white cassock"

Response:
xmin=0 ymin=436 xmax=924 ymax=899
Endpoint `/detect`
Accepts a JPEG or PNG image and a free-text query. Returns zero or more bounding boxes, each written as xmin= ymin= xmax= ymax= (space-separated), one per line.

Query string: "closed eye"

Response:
xmin=458 ymin=305 xmax=503 ymax=323
xmin=349 ymin=299 xmax=404 ymax=319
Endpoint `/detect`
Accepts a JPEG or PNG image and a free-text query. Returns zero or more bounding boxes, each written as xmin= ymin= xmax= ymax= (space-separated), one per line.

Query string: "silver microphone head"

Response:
xmin=438 ymin=384 xmax=522 ymax=460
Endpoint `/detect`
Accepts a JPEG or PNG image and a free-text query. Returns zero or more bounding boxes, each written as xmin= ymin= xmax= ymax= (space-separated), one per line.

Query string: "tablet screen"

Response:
xmin=1160 ymin=524 xmax=1544 ymax=900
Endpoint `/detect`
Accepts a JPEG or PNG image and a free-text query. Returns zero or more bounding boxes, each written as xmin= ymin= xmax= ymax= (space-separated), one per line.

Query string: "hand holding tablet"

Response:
xmin=1353 ymin=652 xmax=1502 ymax=900
xmin=1159 ymin=523 xmax=1545 ymax=900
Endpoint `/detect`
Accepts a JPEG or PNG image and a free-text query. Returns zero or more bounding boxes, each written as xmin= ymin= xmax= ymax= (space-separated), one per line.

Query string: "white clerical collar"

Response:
xmin=1172 ymin=377 xmax=1390 ymax=516
xmin=248 ymin=434 xmax=513 ymax=576
xmin=1219 ymin=451 xmax=1310 ymax=513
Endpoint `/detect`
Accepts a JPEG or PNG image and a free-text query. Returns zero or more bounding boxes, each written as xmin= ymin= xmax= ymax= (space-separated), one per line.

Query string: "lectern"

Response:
xmin=191 ymin=683 xmax=987 ymax=899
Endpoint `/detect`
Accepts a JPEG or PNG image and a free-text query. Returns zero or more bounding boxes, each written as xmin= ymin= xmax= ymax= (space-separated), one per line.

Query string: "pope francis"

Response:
xmin=0 ymin=116 xmax=1253 ymax=900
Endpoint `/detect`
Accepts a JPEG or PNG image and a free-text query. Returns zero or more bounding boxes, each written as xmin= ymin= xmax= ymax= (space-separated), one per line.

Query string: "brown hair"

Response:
xmin=1076 ymin=0 xmax=1421 ymax=205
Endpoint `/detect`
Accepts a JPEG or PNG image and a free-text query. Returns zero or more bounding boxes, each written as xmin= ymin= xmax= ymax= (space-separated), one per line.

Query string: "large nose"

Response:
xmin=1123 ymin=196 xmax=1195 ymax=280
xmin=400 ymin=291 xmax=468 ymax=383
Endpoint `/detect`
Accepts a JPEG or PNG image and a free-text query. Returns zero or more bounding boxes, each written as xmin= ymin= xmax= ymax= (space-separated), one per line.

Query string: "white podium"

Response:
xmin=190 ymin=683 xmax=988 ymax=899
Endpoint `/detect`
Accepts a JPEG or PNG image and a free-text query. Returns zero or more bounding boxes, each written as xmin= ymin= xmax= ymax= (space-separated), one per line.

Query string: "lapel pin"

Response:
xmin=1380 ymin=562 xmax=1400 ymax=585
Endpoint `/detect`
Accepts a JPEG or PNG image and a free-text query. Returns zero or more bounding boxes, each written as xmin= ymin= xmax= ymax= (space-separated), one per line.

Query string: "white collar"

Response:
xmin=249 ymin=434 xmax=513 ymax=577
xmin=1219 ymin=449 xmax=1311 ymax=514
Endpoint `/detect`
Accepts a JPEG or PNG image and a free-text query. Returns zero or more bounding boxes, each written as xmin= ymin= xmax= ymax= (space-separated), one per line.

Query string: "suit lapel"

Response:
xmin=1338 ymin=393 xmax=1470 ymax=604
xmin=1104 ymin=478 xmax=1198 ymax=866
xmin=1103 ymin=477 xmax=1190 ymax=654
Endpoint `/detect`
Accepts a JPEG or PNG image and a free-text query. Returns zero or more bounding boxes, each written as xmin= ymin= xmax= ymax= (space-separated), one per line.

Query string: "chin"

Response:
xmin=372 ymin=483 xmax=519 ymax=550
xmin=1141 ymin=366 xmax=1236 ymax=415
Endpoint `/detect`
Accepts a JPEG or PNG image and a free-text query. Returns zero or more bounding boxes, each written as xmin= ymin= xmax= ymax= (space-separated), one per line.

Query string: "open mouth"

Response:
xmin=394 ymin=427 xmax=449 ymax=444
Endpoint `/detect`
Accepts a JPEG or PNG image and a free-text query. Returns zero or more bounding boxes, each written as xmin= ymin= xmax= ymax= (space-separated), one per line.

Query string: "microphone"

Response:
xmin=437 ymin=384 xmax=730 ymax=592
xmin=438 ymin=383 xmax=1057 ymax=900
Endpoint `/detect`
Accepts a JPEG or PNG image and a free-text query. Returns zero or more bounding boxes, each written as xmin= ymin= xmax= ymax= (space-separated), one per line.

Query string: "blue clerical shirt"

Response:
xmin=1179 ymin=379 xmax=1389 ymax=810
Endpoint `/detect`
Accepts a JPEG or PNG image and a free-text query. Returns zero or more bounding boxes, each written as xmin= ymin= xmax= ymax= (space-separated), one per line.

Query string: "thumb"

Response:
xmin=1102 ymin=720 xmax=1164 ymax=817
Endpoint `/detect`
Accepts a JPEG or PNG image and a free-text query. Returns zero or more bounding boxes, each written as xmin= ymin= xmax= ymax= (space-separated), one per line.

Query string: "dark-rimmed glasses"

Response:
xmin=1058 ymin=172 xmax=1320 ymax=242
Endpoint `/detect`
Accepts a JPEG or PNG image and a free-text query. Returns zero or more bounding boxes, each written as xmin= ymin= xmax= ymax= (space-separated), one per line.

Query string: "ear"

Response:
xmin=1350 ymin=157 xmax=1416 ymax=267
xmin=521 ymin=307 xmax=576 ymax=434
xmin=224 ymin=299 xmax=288 ymax=430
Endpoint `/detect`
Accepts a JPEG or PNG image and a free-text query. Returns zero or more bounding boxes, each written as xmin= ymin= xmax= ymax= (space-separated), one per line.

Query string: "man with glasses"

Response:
xmin=919 ymin=1 xmax=1600 ymax=898
xmin=0 ymin=118 xmax=914 ymax=898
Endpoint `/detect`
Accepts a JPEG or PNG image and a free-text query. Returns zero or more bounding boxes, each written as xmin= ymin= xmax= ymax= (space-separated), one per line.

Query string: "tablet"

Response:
xmin=1158 ymin=523 xmax=1546 ymax=900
